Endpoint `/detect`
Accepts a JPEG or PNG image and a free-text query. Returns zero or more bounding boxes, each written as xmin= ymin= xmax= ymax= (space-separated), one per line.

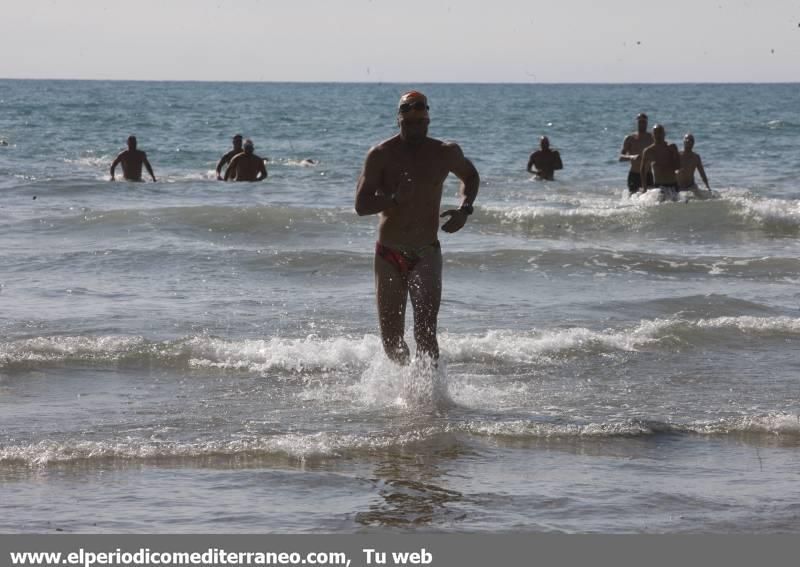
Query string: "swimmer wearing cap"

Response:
xmin=223 ymin=138 xmax=268 ymax=182
xmin=355 ymin=91 xmax=480 ymax=364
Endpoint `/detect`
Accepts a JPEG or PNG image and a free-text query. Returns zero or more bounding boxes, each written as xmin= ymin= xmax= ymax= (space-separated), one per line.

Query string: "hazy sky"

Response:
xmin=3 ymin=0 xmax=798 ymax=82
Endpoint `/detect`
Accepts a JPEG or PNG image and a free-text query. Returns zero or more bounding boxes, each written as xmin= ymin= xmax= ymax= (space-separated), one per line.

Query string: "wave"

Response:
xmin=477 ymin=191 xmax=800 ymax=237
xmin=448 ymin=248 xmax=800 ymax=280
xmin=8 ymin=242 xmax=799 ymax=281
xmin=3 ymin=315 xmax=799 ymax=370
xmin=765 ymin=119 xmax=800 ymax=130
xmin=2 ymin=413 xmax=798 ymax=466
xmin=463 ymin=413 xmax=800 ymax=439
xmin=728 ymin=194 xmax=800 ymax=229
xmin=7 ymin=190 xmax=799 ymax=245
xmin=11 ymin=205 xmax=362 ymax=240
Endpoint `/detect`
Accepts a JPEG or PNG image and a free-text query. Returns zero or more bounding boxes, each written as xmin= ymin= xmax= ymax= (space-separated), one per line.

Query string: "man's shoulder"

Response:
xmin=372 ymin=135 xmax=401 ymax=150
xmin=367 ymin=136 xmax=401 ymax=160
xmin=433 ymin=139 xmax=463 ymax=157
xmin=435 ymin=138 xmax=458 ymax=149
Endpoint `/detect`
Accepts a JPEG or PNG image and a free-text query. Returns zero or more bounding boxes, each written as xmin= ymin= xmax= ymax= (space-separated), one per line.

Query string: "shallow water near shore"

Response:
xmin=1 ymin=81 xmax=800 ymax=533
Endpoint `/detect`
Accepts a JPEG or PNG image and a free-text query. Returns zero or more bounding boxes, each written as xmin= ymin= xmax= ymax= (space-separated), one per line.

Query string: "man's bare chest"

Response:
xmin=382 ymin=157 xmax=449 ymax=188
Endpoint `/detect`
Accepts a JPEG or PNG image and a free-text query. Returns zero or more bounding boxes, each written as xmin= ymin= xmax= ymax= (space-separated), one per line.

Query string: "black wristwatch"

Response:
xmin=459 ymin=203 xmax=474 ymax=216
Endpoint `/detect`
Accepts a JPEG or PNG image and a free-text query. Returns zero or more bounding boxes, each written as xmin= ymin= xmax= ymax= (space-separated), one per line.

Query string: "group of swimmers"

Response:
xmin=109 ymin=113 xmax=709 ymax=202
xmin=525 ymin=112 xmax=711 ymax=200
xmin=619 ymin=112 xmax=711 ymax=197
xmin=109 ymin=134 xmax=268 ymax=182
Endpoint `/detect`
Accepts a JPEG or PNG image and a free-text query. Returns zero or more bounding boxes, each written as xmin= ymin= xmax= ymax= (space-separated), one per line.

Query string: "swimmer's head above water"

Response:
xmin=636 ymin=112 xmax=648 ymax=132
xmin=653 ymin=124 xmax=666 ymax=142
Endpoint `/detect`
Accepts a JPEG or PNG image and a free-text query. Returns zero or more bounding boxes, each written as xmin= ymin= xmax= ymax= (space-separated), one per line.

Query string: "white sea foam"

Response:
xmin=63 ymin=155 xmax=113 ymax=169
xmin=0 ymin=427 xmax=455 ymax=466
xmin=4 ymin=413 xmax=797 ymax=467
xmin=0 ymin=335 xmax=147 ymax=364
xmin=483 ymin=203 xmax=638 ymax=224
xmin=729 ymin=195 xmax=800 ymax=227
xmin=354 ymin=356 xmax=453 ymax=411
xmin=185 ymin=334 xmax=381 ymax=372
xmin=3 ymin=315 xmax=799 ymax=371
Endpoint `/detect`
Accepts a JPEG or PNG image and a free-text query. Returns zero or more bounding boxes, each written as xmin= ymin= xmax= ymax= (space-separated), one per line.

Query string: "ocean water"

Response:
xmin=1 ymin=80 xmax=799 ymax=533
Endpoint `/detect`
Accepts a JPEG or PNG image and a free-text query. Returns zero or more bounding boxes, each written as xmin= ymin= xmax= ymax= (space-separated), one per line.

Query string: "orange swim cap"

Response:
xmin=399 ymin=90 xmax=427 ymax=103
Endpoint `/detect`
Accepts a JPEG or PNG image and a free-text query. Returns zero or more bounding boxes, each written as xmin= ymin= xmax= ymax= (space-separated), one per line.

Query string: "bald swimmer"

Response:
xmin=677 ymin=133 xmax=711 ymax=192
xmin=639 ymin=124 xmax=681 ymax=194
xmin=223 ymin=139 xmax=268 ymax=182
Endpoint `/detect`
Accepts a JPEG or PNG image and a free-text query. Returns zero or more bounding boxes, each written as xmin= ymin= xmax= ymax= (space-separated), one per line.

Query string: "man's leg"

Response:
xmin=375 ymin=254 xmax=410 ymax=364
xmin=408 ymin=247 xmax=443 ymax=360
xmin=627 ymin=171 xmax=639 ymax=194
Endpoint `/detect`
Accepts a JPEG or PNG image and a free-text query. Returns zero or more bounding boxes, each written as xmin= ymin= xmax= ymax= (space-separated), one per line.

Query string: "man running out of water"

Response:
xmin=527 ymin=136 xmax=563 ymax=180
xmin=355 ymin=91 xmax=480 ymax=364
xmin=216 ymin=134 xmax=244 ymax=180
xmin=619 ymin=112 xmax=654 ymax=193
xmin=677 ymin=133 xmax=711 ymax=192
xmin=223 ymin=139 xmax=268 ymax=182
xmin=110 ymin=136 xmax=157 ymax=182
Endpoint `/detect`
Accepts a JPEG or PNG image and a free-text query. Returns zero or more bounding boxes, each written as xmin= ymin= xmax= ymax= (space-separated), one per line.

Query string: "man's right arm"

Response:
xmin=355 ymin=147 xmax=395 ymax=216
xmin=526 ymin=153 xmax=535 ymax=173
xmin=110 ymin=152 xmax=123 ymax=180
xmin=216 ymin=152 xmax=230 ymax=180
xmin=223 ymin=155 xmax=239 ymax=181
xmin=619 ymin=136 xmax=636 ymax=162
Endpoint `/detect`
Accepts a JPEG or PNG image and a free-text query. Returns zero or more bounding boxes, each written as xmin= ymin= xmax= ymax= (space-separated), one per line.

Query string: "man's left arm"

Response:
xmin=639 ymin=148 xmax=652 ymax=192
xmin=143 ymin=154 xmax=157 ymax=182
xmin=554 ymin=151 xmax=563 ymax=171
xmin=257 ymin=159 xmax=268 ymax=181
xmin=440 ymin=143 xmax=479 ymax=234
xmin=697 ymin=156 xmax=710 ymax=189
xmin=669 ymin=144 xmax=681 ymax=170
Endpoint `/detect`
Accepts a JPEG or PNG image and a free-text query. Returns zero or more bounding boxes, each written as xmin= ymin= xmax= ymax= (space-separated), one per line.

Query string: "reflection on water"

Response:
xmin=355 ymin=443 xmax=469 ymax=528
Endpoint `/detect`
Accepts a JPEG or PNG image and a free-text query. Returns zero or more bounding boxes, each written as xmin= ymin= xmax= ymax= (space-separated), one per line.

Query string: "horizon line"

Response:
xmin=1 ymin=77 xmax=799 ymax=86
